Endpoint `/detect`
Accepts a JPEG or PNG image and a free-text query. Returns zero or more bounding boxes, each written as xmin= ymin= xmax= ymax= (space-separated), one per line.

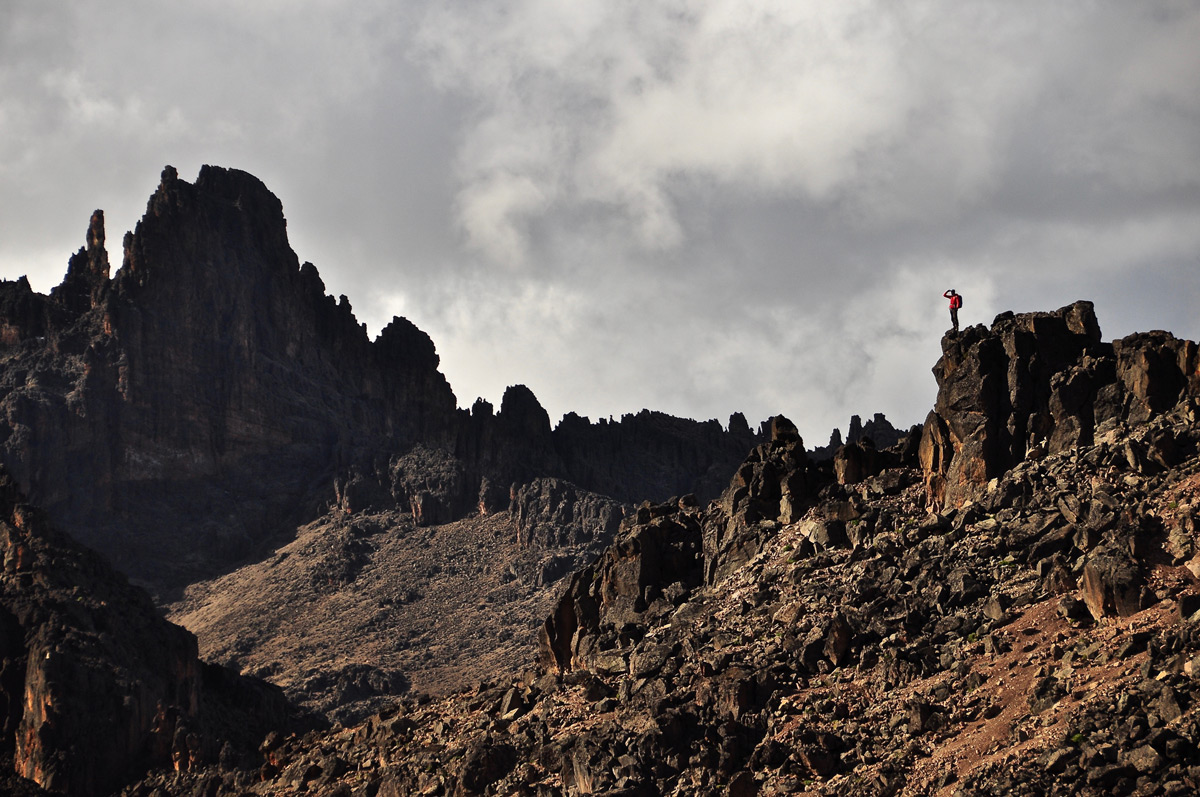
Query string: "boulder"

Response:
xmin=1080 ymin=547 xmax=1147 ymax=620
xmin=538 ymin=501 xmax=703 ymax=673
xmin=511 ymin=478 xmax=625 ymax=550
xmin=1112 ymin=331 xmax=1199 ymax=423
xmin=703 ymin=416 xmax=814 ymax=584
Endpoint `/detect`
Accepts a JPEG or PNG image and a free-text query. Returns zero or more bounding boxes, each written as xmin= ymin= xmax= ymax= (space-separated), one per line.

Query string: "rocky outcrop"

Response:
xmin=337 ymin=387 xmax=760 ymax=529
xmin=703 ymin=415 xmax=817 ymax=584
xmin=508 ymin=478 xmax=627 ymax=590
xmin=811 ymin=412 xmax=906 ymax=461
xmin=0 ymin=167 xmax=461 ymax=586
xmin=853 ymin=412 xmax=904 ymax=450
xmin=921 ymin=301 xmax=1200 ymax=509
xmin=48 ymin=210 xmax=110 ymax=317
xmin=165 ymin=348 xmax=1200 ymax=797
xmin=538 ymin=496 xmax=706 ymax=675
xmin=538 ymin=416 xmax=821 ymax=676
xmin=1112 ymin=330 xmax=1200 ymax=424
xmin=0 ymin=469 xmax=289 ymax=796
xmin=510 ymin=478 xmax=624 ymax=550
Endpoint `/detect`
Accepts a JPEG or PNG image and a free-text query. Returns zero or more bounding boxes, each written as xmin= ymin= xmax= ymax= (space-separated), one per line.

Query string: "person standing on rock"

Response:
xmin=943 ymin=289 xmax=962 ymax=332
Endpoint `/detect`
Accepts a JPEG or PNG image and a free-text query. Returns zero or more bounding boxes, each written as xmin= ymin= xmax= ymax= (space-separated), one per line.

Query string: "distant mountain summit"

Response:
xmin=0 ymin=165 xmax=759 ymax=590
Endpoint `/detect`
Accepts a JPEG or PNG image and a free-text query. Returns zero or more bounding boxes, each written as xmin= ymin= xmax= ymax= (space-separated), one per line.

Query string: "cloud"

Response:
xmin=413 ymin=2 xmax=1099 ymax=262
xmin=0 ymin=1 xmax=445 ymax=290
xmin=398 ymin=0 xmax=1200 ymax=430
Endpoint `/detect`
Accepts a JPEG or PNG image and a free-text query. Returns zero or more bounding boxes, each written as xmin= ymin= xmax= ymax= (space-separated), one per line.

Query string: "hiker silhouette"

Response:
xmin=943 ymin=289 xmax=962 ymax=332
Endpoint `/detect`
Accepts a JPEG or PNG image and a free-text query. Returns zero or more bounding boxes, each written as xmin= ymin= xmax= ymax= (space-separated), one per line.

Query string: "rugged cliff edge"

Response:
xmin=920 ymin=301 xmax=1198 ymax=511
xmin=0 ymin=166 xmax=460 ymax=587
xmin=0 ymin=166 xmax=771 ymax=790
xmin=8 ymin=167 xmax=1200 ymax=795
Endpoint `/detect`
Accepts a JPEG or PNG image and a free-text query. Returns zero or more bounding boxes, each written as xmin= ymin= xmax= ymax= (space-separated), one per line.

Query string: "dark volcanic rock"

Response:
xmin=0 ymin=167 xmax=459 ymax=586
xmin=49 ymin=210 xmax=110 ymax=317
xmin=921 ymin=300 xmax=1200 ymax=509
xmin=704 ymin=415 xmax=817 ymax=584
xmin=119 ymin=298 xmax=1200 ymax=797
xmin=539 ymin=498 xmax=705 ymax=674
xmin=812 ymin=413 xmax=905 ymax=462
xmin=508 ymin=477 xmax=627 ymax=589
xmin=0 ymin=469 xmax=288 ymax=796
xmin=27 ymin=168 xmax=1200 ymax=797
xmin=920 ymin=301 xmax=1103 ymax=509
xmin=511 ymin=477 xmax=624 ymax=550
xmin=553 ymin=410 xmax=759 ymax=505
xmin=1080 ymin=546 xmax=1148 ymax=620
xmin=1111 ymin=330 xmax=1200 ymax=424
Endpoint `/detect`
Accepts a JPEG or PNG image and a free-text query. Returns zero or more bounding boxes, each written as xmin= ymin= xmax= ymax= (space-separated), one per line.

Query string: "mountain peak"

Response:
xmin=0 ymin=166 xmax=762 ymax=587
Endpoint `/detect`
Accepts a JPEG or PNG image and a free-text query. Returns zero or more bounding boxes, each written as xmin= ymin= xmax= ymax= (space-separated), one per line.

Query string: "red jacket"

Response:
xmin=944 ymin=291 xmax=962 ymax=310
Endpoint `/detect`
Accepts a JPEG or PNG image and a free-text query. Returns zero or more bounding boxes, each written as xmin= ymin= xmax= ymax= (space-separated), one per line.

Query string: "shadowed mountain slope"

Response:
xmin=0 ymin=166 xmax=759 ymax=593
xmin=12 ymin=166 xmax=1200 ymax=796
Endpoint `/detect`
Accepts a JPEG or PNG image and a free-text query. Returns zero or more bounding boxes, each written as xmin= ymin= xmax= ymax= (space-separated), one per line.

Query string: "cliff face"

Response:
xmin=0 ymin=469 xmax=288 ymax=797
xmin=0 ymin=167 xmax=461 ymax=585
xmin=112 ymin=164 xmax=459 ymax=466
xmin=552 ymin=410 xmax=759 ymax=506
xmin=7 ymin=190 xmax=1200 ymax=797
xmin=920 ymin=301 xmax=1200 ymax=509
xmin=0 ymin=166 xmax=759 ymax=589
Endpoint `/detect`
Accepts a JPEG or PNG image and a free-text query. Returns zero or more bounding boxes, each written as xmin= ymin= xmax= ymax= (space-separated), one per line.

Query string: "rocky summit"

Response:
xmin=1 ymin=167 xmax=1198 ymax=796
xmin=0 ymin=166 xmax=758 ymax=594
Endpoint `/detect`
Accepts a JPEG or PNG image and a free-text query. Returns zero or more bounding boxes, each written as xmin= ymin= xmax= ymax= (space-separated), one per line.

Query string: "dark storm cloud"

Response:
xmin=2 ymin=1 xmax=1198 ymax=443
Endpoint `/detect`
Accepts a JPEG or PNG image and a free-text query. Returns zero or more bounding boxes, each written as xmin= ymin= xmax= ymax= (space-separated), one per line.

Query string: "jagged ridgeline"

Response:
xmin=0 ymin=165 xmax=760 ymax=592
xmin=0 ymin=165 xmax=771 ymax=795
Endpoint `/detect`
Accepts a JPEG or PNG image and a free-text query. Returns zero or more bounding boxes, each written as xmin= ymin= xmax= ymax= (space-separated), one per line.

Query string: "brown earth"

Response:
xmin=167 ymin=509 xmax=575 ymax=721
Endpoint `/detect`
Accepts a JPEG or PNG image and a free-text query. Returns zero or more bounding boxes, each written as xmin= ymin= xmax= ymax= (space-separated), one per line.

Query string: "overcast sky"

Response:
xmin=2 ymin=2 xmax=1198 ymax=444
